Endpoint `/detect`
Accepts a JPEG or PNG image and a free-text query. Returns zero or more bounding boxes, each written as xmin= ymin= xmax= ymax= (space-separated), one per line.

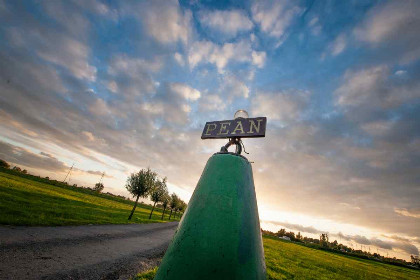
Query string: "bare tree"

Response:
xmin=126 ymin=168 xmax=157 ymax=220
xmin=149 ymin=177 xmax=168 ymax=219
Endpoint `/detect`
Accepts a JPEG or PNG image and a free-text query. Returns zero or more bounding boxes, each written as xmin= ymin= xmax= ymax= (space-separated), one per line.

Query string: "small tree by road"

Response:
xmin=161 ymin=193 xmax=171 ymax=220
xmin=126 ymin=168 xmax=157 ymax=220
xmin=168 ymin=193 xmax=179 ymax=220
xmin=149 ymin=177 xmax=168 ymax=219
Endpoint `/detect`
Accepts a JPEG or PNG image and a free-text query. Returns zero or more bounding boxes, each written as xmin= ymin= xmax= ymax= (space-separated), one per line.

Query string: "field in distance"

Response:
xmin=135 ymin=235 xmax=420 ymax=280
xmin=0 ymin=170 xmax=180 ymax=226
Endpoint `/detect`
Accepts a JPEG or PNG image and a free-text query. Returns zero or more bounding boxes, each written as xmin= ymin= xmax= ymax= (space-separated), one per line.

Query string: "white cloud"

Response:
xmin=331 ymin=34 xmax=346 ymax=56
xmin=142 ymin=82 xmax=201 ymax=125
xmin=252 ymin=51 xmax=267 ymax=68
xmin=354 ymin=1 xmax=420 ymax=64
xmin=221 ymin=75 xmax=249 ymax=100
xmin=308 ymin=17 xmax=321 ymax=36
xmin=7 ymin=26 xmax=97 ymax=82
xmin=251 ymin=89 xmax=310 ymax=123
xmin=188 ymin=40 xmax=266 ymax=72
xmin=251 ymin=0 xmax=301 ymax=40
xmin=335 ymin=65 xmax=420 ymax=109
xmin=394 ymin=208 xmax=420 ymax=219
xmin=135 ymin=0 xmax=192 ymax=45
xmin=361 ymin=120 xmax=393 ymax=136
xmin=107 ymin=81 xmax=118 ymax=93
xmin=174 ymin=52 xmax=185 ymax=66
xmin=169 ymin=83 xmax=201 ymax=101
xmin=394 ymin=70 xmax=407 ymax=76
xmin=82 ymin=131 xmax=95 ymax=142
xmin=199 ymin=94 xmax=226 ymax=111
xmin=107 ymin=55 xmax=163 ymax=97
xmin=109 ymin=55 xmax=162 ymax=77
xmin=199 ymin=9 xmax=253 ymax=37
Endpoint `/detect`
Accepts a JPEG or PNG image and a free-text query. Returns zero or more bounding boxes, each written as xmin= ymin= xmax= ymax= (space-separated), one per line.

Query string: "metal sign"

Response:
xmin=201 ymin=117 xmax=267 ymax=139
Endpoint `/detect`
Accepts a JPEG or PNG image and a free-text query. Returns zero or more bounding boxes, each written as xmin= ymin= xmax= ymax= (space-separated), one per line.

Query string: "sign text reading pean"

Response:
xmin=201 ymin=117 xmax=266 ymax=139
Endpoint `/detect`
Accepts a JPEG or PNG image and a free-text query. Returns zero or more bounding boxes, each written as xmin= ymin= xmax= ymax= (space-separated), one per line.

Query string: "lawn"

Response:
xmin=134 ymin=235 xmax=420 ymax=280
xmin=0 ymin=170 xmax=180 ymax=226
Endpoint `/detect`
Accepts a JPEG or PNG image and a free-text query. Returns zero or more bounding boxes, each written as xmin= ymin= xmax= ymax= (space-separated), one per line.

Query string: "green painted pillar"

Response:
xmin=154 ymin=153 xmax=266 ymax=280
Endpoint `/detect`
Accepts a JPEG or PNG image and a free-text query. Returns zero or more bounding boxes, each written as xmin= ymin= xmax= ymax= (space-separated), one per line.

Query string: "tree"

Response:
xmin=161 ymin=193 xmax=171 ymax=220
xmin=276 ymin=228 xmax=286 ymax=237
xmin=168 ymin=193 xmax=179 ymax=220
xmin=0 ymin=159 xmax=10 ymax=169
xmin=93 ymin=182 xmax=104 ymax=193
xmin=126 ymin=168 xmax=157 ymax=220
xmin=22 ymin=169 xmax=28 ymax=174
xmin=411 ymin=255 xmax=419 ymax=266
xmin=320 ymin=233 xmax=329 ymax=248
xmin=12 ymin=166 xmax=21 ymax=172
xmin=296 ymin=232 xmax=302 ymax=240
xmin=177 ymin=201 xmax=187 ymax=218
xmin=149 ymin=177 xmax=168 ymax=219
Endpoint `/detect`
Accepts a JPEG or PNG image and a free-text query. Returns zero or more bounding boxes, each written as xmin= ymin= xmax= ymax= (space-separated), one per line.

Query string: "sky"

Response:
xmin=0 ymin=0 xmax=419 ymax=260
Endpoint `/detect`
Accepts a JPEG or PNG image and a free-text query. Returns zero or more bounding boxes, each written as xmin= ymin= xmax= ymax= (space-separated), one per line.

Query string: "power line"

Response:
xmin=62 ymin=163 xmax=74 ymax=183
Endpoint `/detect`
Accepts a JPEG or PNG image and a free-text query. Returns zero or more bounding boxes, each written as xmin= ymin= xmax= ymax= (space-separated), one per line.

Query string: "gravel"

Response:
xmin=0 ymin=222 xmax=178 ymax=280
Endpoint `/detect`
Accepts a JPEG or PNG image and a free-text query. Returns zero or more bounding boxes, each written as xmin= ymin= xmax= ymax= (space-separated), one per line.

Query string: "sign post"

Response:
xmin=154 ymin=110 xmax=267 ymax=280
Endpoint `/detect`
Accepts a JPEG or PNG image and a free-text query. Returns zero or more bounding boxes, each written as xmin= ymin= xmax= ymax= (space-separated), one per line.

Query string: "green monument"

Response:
xmin=154 ymin=110 xmax=267 ymax=280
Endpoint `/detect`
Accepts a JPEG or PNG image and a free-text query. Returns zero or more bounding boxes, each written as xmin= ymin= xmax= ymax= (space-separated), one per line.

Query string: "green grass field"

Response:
xmin=134 ymin=236 xmax=420 ymax=279
xmin=0 ymin=170 xmax=180 ymax=226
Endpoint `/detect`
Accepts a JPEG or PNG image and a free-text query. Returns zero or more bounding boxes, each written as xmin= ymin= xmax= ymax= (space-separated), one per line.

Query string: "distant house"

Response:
xmin=280 ymin=236 xmax=291 ymax=241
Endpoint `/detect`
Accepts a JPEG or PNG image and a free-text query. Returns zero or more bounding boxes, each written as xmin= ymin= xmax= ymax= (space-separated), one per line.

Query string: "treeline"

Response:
xmin=263 ymin=229 xmax=419 ymax=269
xmin=126 ymin=168 xmax=187 ymax=221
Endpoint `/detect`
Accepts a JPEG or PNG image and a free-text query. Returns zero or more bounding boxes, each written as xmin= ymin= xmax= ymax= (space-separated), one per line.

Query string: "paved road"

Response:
xmin=0 ymin=222 xmax=178 ymax=280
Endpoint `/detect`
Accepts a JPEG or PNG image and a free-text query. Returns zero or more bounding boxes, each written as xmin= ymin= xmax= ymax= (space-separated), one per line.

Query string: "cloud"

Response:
xmin=251 ymin=0 xmax=301 ymax=43
xmin=188 ymin=39 xmax=266 ymax=73
xmin=3 ymin=2 xmax=97 ymax=82
xmin=107 ymin=54 xmax=163 ymax=98
xmin=221 ymin=75 xmax=249 ymax=100
xmin=251 ymin=89 xmax=310 ymax=124
xmin=335 ymin=65 xmax=420 ymax=110
xmin=199 ymin=9 xmax=253 ymax=38
xmin=174 ymin=52 xmax=185 ymax=66
xmin=143 ymin=82 xmax=201 ymax=125
xmin=0 ymin=141 xmax=113 ymax=179
xmin=394 ymin=208 xmax=420 ymax=219
xmin=354 ymin=1 xmax=420 ymax=64
xmin=337 ymin=232 xmax=418 ymax=255
xmin=0 ymin=141 xmax=68 ymax=172
xmin=252 ymin=51 xmax=267 ymax=68
xmin=131 ymin=0 xmax=192 ymax=45
xmin=308 ymin=17 xmax=321 ymax=36
xmin=265 ymin=220 xmax=323 ymax=234
xmin=199 ymin=94 xmax=226 ymax=112
xmin=84 ymin=170 xmax=112 ymax=178
xmin=330 ymin=34 xmax=346 ymax=56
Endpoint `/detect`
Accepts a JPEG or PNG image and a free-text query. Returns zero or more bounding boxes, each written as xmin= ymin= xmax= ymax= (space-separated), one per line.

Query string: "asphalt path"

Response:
xmin=0 ymin=222 xmax=178 ymax=280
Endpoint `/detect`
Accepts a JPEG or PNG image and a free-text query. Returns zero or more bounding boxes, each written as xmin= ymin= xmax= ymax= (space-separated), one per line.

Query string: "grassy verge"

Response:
xmin=0 ymin=170 xmax=180 ymax=226
xmin=133 ymin=236 xmax=419 ymax=280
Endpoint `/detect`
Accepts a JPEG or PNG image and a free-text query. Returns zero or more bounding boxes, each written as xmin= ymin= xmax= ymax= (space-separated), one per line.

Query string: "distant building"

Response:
xmin=280 ymin=236 xmax=291 ymax=241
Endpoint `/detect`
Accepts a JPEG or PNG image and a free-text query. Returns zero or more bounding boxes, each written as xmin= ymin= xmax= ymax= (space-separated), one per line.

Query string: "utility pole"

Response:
xmin=99 ymin=172 xmax=105 ymax=184
xmin=62 ymin=163 xmax=74 ymax=183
